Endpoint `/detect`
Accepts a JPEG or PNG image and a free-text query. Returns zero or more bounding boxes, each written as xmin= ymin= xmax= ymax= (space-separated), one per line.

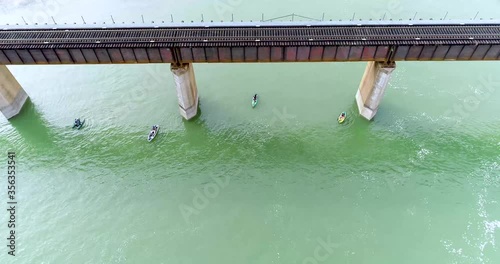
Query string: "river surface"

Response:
xmin=1 ymin=0 xmax=500 ymax=263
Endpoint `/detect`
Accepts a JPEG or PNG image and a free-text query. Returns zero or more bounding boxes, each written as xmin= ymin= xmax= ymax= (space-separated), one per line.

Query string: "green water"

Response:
xmin=1 ymin=1 xmax=500 ymax=263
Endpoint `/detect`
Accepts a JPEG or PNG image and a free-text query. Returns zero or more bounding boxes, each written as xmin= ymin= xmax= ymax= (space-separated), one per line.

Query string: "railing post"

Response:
xmin=442 ymin=11 xmax=448 ymax=20
xmin=473 ymin=11 xmax=479 ymax=20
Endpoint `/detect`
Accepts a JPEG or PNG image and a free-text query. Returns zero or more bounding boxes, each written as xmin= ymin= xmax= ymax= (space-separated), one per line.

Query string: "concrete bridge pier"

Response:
xmin=0 ymin=65 xmax=28 ymax=119
xmin=171 ymin=63 xmax=199 ymax=120
xmin=355 ymin=61 xmax=395 ymax=120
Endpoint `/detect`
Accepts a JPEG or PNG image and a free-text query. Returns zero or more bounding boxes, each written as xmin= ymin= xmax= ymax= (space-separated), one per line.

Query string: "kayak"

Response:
xmin=148 ymin=125 xmax=159 ymax=142
xmin=338 ymin=112 xmax=346 ymax=124
xmin=252 ymin=95 xmax=258 ymax=108
xmin=73 ymin=119 xmax=85 ymax=129
xmin=252 ymin=99 xmax=258 ymax=108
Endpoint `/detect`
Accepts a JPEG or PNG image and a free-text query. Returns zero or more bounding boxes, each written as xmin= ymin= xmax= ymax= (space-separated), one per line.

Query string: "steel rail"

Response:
xmin=0 ymin=25 xmax=499 ymax=47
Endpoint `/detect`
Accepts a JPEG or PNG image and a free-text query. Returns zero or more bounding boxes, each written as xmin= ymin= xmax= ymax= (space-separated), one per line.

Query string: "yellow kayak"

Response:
xmin=338 ymin=112 xmax=346 ymax=124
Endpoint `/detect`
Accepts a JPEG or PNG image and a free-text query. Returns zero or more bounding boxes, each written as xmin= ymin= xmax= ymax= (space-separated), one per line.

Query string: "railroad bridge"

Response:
xmin=1 ymin=20 xmax=500 ymax=120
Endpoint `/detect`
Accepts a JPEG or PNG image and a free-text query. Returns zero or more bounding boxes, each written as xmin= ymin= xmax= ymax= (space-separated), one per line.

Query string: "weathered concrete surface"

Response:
xmin=171 ymin=63 xmax=198 ymax=120
xmin=355 ymin=61 xmax=395 ymax=120
xmin=0 ymin=65 xmax=28 ymax=119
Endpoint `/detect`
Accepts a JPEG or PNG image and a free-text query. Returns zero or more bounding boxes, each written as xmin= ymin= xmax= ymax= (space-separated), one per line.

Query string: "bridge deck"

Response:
xmin=1 ymin=24 xmax=500 ymax=47
xmin=0 ymin=21 xmax=499 ymax=64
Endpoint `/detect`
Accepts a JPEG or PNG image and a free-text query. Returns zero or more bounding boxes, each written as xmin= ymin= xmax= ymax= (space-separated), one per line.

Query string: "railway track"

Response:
xmin=1 ymin=25 xmax=500 ymax=45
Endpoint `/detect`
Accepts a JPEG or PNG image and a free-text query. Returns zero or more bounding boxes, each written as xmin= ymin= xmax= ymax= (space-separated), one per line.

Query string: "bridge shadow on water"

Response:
xmin=9 ymin=99 xmax=62 ymax=155
xmin=181 ymin=104 xmax=203 ymax=126
xmin=179 ymin=104 xmax=215 ymax=148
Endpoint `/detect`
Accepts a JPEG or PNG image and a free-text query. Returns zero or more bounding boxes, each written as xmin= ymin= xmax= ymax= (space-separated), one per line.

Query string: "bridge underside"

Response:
xmin=0 ymin=44 xmax=499 ymax=65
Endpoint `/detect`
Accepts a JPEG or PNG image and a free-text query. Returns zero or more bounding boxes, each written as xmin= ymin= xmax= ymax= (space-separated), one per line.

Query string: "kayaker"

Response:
xmin=74 ymin=119 xmax=81 ymax=126
xmin=253 ymin=94 xmax=257 ymax=101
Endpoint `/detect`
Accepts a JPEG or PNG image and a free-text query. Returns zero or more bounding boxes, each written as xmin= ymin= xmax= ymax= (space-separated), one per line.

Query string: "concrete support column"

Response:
xmin=0 ymin=65 xmax=28 ymax=119
xmin=355 ymin=61 xmax=395 ymax=120
xmin=171 ymin=63 xmax=198 ymax=120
